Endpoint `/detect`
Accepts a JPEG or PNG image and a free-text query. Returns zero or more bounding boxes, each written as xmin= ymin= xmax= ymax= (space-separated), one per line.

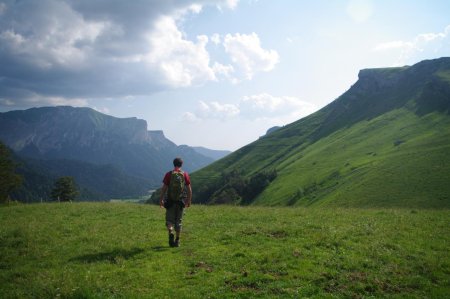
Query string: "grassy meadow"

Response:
xmin=1 ymin=202 xmax=449 ymax=298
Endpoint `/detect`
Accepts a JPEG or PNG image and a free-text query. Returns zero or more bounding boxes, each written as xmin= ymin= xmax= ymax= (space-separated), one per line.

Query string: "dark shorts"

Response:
xmin=165 ymin=202 xmax=184 ymax=231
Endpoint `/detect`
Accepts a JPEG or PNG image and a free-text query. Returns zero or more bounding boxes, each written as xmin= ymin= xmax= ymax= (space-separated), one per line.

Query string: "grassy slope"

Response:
xmin=257 ymin=108 xmax=450 ymax=208
xmin=1 ymin=203 xmax=449 ymax=298
xmin=191 ymin=59 xmax=450 ymax=208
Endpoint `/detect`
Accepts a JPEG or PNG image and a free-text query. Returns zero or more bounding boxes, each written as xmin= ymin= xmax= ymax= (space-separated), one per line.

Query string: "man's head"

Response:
xmin=173 ymin=157 xmax=183 ymax=168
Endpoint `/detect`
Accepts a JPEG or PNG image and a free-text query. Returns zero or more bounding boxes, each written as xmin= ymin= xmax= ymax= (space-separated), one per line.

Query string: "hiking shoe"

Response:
xmin=169 ymin=233 xmax=175 ymax=247
xmin=174 ymin=238 xmax=180 ymax=247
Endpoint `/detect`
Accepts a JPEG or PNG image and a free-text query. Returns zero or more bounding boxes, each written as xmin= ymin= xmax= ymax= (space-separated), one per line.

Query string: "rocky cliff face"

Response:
xmin=313 ymin=57 xmax=450 ymax=140
xmin=0 ymin=106 xmax=152 ymax=154
xmin=0 ymin=106 xmax=213 ymax=187
xmin=356 ymin=67 xmax=405 ymax=92
xmin=147 ymin=130 xmax=176 ymax=149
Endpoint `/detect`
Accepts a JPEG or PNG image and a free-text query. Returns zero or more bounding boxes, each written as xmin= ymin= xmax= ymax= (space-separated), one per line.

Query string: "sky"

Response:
xmin=0 ymin=0 xmax=449 ymax=151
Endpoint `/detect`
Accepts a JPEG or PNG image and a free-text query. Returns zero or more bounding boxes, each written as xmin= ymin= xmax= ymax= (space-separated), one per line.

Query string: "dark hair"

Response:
xmin=173 ymin=157 xmax=183 ymax=167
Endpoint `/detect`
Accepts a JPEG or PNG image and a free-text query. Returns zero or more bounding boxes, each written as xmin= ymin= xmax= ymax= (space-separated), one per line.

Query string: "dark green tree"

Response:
xmin=242 ymin=170 xmax=277 ymax=205
xmin=0 ymin=142 xmax=22 ymax=203
xmin=51 ymin=176 xmax=79 ymax=202
xmin=210 ymin=187 xmax=242 ymax=204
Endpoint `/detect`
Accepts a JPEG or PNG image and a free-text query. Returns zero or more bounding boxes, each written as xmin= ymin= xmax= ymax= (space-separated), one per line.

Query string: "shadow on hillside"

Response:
xmin=70 ymin=247 xmax=144 ymax=264
xmin=150 ymin=246 xmax=169 ymax=251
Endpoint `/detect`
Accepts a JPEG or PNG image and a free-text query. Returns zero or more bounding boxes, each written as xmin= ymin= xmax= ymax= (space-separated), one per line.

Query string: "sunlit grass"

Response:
xmin=1 ymin=203 xmax=448 ymax=298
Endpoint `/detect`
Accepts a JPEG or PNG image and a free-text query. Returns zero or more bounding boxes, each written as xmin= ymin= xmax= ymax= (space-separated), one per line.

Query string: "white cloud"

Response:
xmin=146 ymin=16 xmax=216 ymax=87
xmin=223 ymin=32 xmax=279 ymax=80
xmin=183 ymin=93 xmax=317 ymax=124
xmin=0 ymin=98 xmax=14 ymax=106
xmin=0 ymin=1 xmax=107 ymax=69
xmin=0 ymin=30 xmax=25 ymax=47
xmin=217 ymin=0 xmax=240 ymax=10
xmin=0 ymin=0 xmax=243 ymax=107
xmin=226 ymin=0 xmax=239 ymax=9
xmin=196 ymin=100 xmax=240 ymax=120
xmin=346 ymin=0 xmax=374 ymax=23
xmin=0 ymin=0 xmax=281 ymax=110
xmin=188 ymin=4 xmax=203 ymax=14
xmin=212 ymin=62 xmax=235 ymax=78
xmin=182 ymin=100 xmax=241 ymax=122
xmin=240 ymin=93 xmax=317 ymax=122
xmin=374 ymin=24 xmax=450 ymax=65
xmin=182 ymin=111 xmax=200 ymax=123
xmin=29 ymin=95 xmax=88 ymax=107
xmin=211 ymin=33 xmax=221 ymax=45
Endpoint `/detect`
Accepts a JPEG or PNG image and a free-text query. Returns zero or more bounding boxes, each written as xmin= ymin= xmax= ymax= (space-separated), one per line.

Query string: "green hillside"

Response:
xmin=1 ymin=203 xmax=449 ymax=298
xmin=191 ymin=58 xmax=450 ymax=207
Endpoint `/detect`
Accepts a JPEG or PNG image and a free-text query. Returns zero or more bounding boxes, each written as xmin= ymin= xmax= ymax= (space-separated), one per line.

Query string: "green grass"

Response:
xmin=256 ymin=109 xmax=450 ymax=208
xmin=1 ymin=203 xmax=449 ymax=298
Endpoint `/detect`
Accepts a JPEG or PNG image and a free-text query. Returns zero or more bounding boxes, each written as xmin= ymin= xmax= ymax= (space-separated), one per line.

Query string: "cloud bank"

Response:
xmin=183 ymin=93 xmax=317 ymax=125
xmin=0 ymin=0 xmax=279 ymax=108
xmin=374 ymin=24 xmax=450 ymax=65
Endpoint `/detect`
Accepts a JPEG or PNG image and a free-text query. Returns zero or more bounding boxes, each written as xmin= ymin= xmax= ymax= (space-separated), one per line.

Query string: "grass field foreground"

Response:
xmin=0 ymin=203 xmax=449 ymax=298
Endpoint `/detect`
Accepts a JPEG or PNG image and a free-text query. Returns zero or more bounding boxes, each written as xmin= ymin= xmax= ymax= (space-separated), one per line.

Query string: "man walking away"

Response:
xmin=159 ymin=157 xmax=192 ymax=247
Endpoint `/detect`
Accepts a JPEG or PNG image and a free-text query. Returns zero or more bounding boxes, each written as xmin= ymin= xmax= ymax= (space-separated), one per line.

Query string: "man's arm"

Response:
xmin=186 ymin=184 xmax=192 ymax=208
xmin=159 ymin=184 xmax=168 ymax=208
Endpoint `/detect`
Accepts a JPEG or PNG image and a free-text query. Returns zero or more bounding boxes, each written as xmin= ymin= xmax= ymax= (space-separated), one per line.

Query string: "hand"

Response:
xmin=159 ymin=201 xmax=164 ymax=208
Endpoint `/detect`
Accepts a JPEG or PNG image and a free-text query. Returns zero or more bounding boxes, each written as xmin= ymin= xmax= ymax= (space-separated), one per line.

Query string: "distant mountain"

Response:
xmin=9 ymin=155 xmax=149 ymax=202
xmin=191 ymin=57 xmax=450 ymax=208
xmin=0 ymin=106 xmax=215 ymax=200
xmin=192 ymin=146 xmax=231 ymax=160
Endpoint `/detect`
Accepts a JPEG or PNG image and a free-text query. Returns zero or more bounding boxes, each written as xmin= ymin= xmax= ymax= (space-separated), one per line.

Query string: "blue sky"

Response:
xmin=0 ymin=0 xmax=449 ymax=150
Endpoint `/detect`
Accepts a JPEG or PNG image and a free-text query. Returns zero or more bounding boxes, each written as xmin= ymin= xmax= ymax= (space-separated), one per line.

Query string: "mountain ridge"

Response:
xmin=191 ymin=57 xmax=450 ymax=208
xmin=0 ymin=106 xmax=225 ymax=201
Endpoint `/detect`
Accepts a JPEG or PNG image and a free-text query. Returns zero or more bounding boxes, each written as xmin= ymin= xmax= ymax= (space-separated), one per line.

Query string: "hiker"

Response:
xmin=159 ymin=157 xmax=192 ymax=247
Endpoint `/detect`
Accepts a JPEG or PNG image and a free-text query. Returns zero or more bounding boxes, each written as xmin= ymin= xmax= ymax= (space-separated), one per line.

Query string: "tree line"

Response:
xmin=0 ymin=142 xmax=78 ymax=203
xmin=194 ymin=169 xmax=278 ymax=205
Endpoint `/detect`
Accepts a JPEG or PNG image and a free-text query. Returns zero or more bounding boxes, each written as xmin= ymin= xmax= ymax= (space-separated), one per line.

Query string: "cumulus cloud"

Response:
xmin=211 ymin=33 xmax=221 ymax=45
xmin=0 ymin=0 xmax=106 ymax=69
xmin=183 ymin=93 xmax=317 ymax=124
xmin=223 ymin=33 xmax=279 ymax=80
xmin=146 ymin=16 xmax=216 ymax=87
xmin=0 ymin=0 xmax=262 ymax=108
xmin=217 ymin=0 xmax=239 ymax=10
xmin=196 ymin=100 xmax=240 ymax=120
xmin=212 ymin=62 xmax=235 ymax=79
xmin=374 ymin=25 xmax=450 ymax=65
xmin=182 ymin=111 xmax=201 ymax=123
xmin=240 ymin=93 xmax=317 ymax=121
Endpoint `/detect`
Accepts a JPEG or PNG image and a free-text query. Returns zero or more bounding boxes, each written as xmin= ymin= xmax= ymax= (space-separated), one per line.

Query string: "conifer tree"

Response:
xmin=51 ymin=176 xmax=79 ymax=202
xmin=0 ymin=142 xmax=22 ymax=203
